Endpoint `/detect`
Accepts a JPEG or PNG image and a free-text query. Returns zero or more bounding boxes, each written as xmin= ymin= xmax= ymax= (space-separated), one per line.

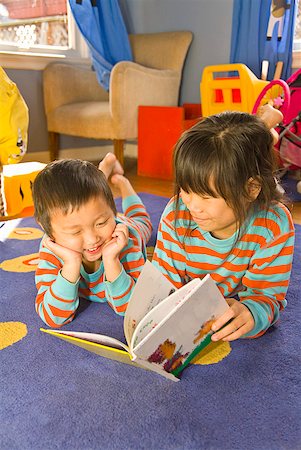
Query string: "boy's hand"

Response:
xmin=43 ymin=237 xmax=82 ymax=283
xmin=43 ymin=237 xmax=82 ymax=264
xmin=102 ymin=224 xmax=129 ymax=283
xmin=102 ymin=223 xmax=129 ymax=261
xmin=211 ymin=298 xmax=255 ymax=341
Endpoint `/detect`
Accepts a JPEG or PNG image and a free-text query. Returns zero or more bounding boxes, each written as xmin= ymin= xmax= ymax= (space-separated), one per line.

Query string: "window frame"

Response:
xmin=0 ymin=2 xmax=90 ymax=70
xmin=293 ymin=27 xmax=301 ymax=68
xmin=292 ymin=1 xmax=301 ymax=69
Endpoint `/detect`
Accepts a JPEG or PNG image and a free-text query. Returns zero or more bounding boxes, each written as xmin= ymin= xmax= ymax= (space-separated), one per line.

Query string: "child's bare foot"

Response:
xmin=111 ymin=174 xmax=136 ymax=198
xmin=257 ymin=103 xmax=283 ymax=129
xmin=257 ymin=104 xmax=283 ymax=145
xmin=98 ymin=152 xmax=124 ymax=179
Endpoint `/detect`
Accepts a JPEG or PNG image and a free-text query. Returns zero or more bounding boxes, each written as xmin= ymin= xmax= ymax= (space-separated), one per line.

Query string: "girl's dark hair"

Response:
xmin=174 ymin=111 xmax=283 ymax=233
xmin=32 ymin=159 xmax=117 ymax=237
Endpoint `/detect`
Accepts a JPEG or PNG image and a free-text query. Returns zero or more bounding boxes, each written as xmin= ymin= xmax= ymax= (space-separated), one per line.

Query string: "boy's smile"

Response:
xmin=50 ymin=196 xmax=116 ymax=265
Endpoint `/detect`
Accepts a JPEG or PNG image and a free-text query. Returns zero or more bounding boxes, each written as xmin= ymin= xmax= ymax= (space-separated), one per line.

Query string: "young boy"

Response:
xmin=33 ymin=153 xmax=152 ymax=327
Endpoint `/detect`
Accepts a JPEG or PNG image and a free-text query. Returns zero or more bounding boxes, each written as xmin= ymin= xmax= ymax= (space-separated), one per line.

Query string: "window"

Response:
xmin=293 ymin=0 xmax=301 ymax=67
xmin=0 ymin=0 xmax=88 ymax=69
xmin=294 ymin=0 xmax=301 ymax=46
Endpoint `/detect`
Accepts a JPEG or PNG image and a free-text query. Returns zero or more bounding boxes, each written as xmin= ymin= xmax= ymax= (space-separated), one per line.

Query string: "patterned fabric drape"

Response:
xmin=230 ymin=0 xmax=298 ymax=80
xmin=68 ymin=0 xmax=133 ymax=90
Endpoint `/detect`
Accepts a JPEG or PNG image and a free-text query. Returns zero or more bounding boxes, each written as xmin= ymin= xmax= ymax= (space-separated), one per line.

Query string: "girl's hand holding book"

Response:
xmin=211 ymin=298 xmax=255 ymax=341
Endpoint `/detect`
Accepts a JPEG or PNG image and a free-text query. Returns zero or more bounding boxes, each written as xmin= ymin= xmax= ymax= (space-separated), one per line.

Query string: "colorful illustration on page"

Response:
xmin=146 ymin=316 xmax=217 ymax=373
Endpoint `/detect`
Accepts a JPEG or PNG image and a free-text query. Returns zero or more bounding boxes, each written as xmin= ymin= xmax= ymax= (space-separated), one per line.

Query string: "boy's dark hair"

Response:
xmin=33 ymin=159 xmax=117 ymax=237
xmin=173 ymin=111 xmax=283 ymax=232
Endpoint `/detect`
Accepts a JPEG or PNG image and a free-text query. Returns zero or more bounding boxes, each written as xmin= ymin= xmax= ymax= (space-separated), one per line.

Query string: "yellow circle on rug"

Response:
xmin=0 ymin=322 xmax=28 ymax=350
xmin=0 ymin=252 xmax=39 ymax=272
xmin=192 ymin=340 xmax=231 ymax=365
xmin=8 ymin=227 xmax=43 ymax=240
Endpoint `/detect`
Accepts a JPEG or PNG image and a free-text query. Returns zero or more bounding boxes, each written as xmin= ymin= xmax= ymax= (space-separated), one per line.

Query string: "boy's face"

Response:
xmin=180 ymin=189 xmax=237 ymax=239
xmin=49 ymin=196 xmax=116 ymax=264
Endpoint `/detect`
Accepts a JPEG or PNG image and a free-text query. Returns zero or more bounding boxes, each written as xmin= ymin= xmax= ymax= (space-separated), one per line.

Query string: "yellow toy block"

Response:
xmin=3 ymin=162 xmax=46 ymax=216
xmin=200 ymin=64 xmax=269 ymax=116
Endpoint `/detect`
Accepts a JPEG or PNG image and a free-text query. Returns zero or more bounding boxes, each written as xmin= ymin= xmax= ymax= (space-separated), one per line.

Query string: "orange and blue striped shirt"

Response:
xmin=153 ymin=197 xmax=295 ymax=338
xmin=35 ymin=194 xmax=152 ymax=328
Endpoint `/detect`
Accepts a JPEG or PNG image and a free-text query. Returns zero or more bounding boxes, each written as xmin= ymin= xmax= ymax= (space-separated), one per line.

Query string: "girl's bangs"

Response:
xmin=176 ymin=151 xmax=223 ymax=198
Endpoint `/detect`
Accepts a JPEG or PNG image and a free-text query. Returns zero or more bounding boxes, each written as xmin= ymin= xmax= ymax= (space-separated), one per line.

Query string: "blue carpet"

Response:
xmin=0 ymin=193 xmax=300 ymax=450
xmin=115 ymin=192 xmax=169 ymax=247
xmin=280 ymin=173 xmax=301 ymax=202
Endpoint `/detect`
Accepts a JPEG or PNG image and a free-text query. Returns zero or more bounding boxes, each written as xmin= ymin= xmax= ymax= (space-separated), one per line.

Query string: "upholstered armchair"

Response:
xmin=43 ymin=31 xmax=193 ymax=165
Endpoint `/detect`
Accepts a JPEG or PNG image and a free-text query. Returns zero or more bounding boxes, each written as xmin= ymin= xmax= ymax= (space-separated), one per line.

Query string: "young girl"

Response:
xmin=33 ymin=153 xmax=152 ymax=327
xmin=153 ymin=109 xmax=295 ymax=341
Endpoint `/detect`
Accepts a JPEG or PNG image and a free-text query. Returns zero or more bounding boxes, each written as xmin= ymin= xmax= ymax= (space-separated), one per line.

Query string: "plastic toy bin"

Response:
xmin=200 ymin=64 xmax=268 ymax=116
xmin=3 ymin=161 xmax=46 ymax=217
xmin=138 ymin=104 xmax=202 ymax=180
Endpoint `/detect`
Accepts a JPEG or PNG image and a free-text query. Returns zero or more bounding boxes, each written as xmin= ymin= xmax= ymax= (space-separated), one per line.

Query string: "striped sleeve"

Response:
xmin=121 ymin=194 xmax=153 ymax=247
xmin=104 ymin=239 xmax=147 ymax=315
xmin=240 ymin=206 xmax=295 ymax=338
xmin=103 ymin=195 xmax=152 ymax=315
xmin=35 ymin=243 xmax=79 ymax=328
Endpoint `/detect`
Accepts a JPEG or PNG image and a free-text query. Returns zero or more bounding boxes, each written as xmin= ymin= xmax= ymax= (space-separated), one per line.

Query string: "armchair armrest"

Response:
xmin=43 ymin=63 xmax=109 ymax=115
xmin=110 ymin=61 xmax=180 ymax=138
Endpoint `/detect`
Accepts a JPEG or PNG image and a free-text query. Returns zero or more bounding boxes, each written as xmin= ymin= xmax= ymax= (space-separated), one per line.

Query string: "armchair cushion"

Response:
xmin=47 ymin=102 xmax=112 ymax=139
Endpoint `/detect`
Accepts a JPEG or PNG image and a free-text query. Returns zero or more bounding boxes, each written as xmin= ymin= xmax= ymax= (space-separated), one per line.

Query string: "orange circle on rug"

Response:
xmin=0 ymin=322 xmax=28 ymax=350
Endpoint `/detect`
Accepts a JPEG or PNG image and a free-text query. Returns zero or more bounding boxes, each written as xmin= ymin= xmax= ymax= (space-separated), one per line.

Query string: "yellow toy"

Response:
xmin=2 ymin=162 xmax=46 ymax=217
xmin=200 ymin=64 xmax=269 ymax=117
xmin=0 ymin=67 xmax=29 ymax=166
xmin=0 ymin=67 xmax=29 ymax=216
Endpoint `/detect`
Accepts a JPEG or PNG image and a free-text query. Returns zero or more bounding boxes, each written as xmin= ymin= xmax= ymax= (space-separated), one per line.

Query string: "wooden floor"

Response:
xmin=114 ymin=157 xmax=301 ymax=225
xmin=291 ymin=201 xmax=301 ymax=224
xmin=111 ymin=157 xmax=174 ymax=198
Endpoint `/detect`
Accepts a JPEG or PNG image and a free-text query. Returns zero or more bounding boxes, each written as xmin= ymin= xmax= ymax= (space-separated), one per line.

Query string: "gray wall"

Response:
xmin=6 ymin=0 xmax=233 ymax=154
xmin=121 ymin=0 xmax=233 ymax=103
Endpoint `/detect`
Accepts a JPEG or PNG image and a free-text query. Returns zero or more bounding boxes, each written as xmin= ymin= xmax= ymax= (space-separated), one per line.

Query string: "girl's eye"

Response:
xmin=71 ymin=230 xmax=81 ymax=235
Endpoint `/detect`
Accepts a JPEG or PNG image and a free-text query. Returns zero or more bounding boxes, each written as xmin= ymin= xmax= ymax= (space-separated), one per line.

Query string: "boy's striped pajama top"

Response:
xmin=35 ymin=194 xmax=152 ymax=328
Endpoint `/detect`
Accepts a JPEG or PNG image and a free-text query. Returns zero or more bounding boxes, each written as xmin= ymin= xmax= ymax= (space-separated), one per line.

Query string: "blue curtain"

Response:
xmin=68 ymin=0 xmax=133 ymax=91
xmin=230 ymin=0 xmax=298 ymax=80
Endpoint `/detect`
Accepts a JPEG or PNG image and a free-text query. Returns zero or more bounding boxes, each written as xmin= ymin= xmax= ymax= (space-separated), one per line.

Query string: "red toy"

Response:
xmin=252 ymin=70 xmax=301 ymax=194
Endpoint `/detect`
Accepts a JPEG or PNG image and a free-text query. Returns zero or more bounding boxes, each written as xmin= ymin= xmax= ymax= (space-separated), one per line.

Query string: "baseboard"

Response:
xmin=23 ymin=143 xmax=138 ymax=164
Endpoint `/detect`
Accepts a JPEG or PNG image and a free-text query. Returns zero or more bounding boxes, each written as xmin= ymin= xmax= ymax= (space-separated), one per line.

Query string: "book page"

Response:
xmin=124 ymin=260 xmax=175 ymax=346
xmin=41 ymin=329 xmax=130 ymax=352
xmin=131 ymin=278 xmax=201 ymax=349
xmin=131 ymin=275 xmax=229 ymax=374
xmin=40 ymin=328 xmax=137 ymax=368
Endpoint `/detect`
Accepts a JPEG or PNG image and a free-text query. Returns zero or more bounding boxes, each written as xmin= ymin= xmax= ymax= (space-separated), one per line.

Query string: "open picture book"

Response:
xmin=41 ymin=261 xmax=229 ymax=381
